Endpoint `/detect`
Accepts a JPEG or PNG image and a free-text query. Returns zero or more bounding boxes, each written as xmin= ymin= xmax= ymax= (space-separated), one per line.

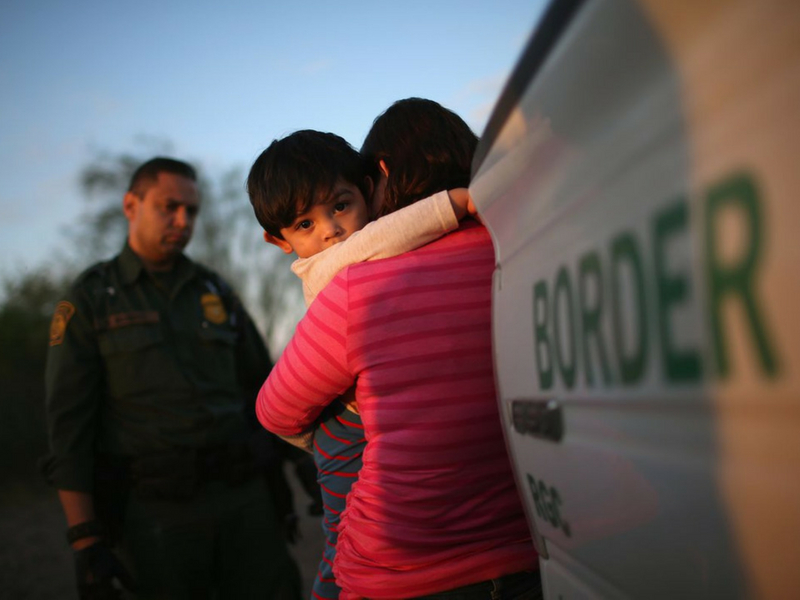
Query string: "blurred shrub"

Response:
xmin=0 ymin=269 xmax=72 ymax=486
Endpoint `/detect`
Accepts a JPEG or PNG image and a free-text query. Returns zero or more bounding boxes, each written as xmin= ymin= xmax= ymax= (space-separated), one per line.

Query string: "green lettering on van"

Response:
xmin=579 ymin=251 xmax=613 ymax=386
xmin=533 ymin=280 xmax=553 ymax=389
xmin=554 ymin=267 xmax=577 ymax=389
xmin=526 ymin=473 xmax=572 ymax=537
xmin=706 ymin=173 xmax=778 ymax=377
xmin=610 ymin=232 xmax=648 ymax=384
xmin=527 ymin=473 xmax=547 ymax=519
xmin=653 ymin=200 xmax=702 ymax=382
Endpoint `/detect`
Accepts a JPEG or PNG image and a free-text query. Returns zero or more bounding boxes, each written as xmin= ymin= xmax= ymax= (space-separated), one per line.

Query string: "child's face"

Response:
xmin=269 ymin=179 xmax=370 ymax=258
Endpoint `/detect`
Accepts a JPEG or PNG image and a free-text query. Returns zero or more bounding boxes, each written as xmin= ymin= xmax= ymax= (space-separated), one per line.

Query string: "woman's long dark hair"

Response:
xmin=361 ymin=98 xmax=478 ymax=217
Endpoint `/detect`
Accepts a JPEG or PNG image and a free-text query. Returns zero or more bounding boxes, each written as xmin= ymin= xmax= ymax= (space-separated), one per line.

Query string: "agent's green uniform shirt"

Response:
xmin=44 ymin=243 xmax=272 ymax=492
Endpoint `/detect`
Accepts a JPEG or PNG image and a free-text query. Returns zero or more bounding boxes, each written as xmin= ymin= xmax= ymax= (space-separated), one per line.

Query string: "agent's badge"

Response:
xmin=49 ymin=301 xmax=76 ymax=346
xmin=201 ymin=293 xmax=227 ymax=324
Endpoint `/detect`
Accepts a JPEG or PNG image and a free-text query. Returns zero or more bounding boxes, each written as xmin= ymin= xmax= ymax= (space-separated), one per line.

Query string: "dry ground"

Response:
xmin=0 ymin=474 xmax=326 ymax=599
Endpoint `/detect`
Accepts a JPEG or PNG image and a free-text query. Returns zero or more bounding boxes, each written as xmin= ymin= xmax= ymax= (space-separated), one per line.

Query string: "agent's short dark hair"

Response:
xmin=361 ymin=98 xmax=478 ymax=217
xmin=127 ymin=157 xmax=197 ymax=196
xmin=247 ymin=130 xmax=371 ymax=237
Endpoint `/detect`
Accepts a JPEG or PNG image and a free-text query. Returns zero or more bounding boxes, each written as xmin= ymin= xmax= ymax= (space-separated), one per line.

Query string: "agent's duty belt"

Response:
xmin=127 ymin=443 xmax=258 ymax=501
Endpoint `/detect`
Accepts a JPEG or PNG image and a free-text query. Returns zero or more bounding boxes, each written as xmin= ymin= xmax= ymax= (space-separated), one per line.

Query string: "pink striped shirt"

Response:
xmin=258 ymin=222 xmax=537 ymax=598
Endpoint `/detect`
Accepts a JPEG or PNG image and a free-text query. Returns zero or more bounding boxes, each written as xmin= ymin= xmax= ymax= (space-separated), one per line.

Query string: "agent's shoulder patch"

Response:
xmin=201 ymin=293 xmax=228 ymax=325
xmin=49 ymin=301 xmax=76 ymax=346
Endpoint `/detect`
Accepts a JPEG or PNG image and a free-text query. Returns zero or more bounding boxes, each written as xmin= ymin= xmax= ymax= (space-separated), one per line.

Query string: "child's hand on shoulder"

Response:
xmin=341 ymin=386 xmax=359 ymax=414
xmin=448 ymin=188 xmax=481 ymax=222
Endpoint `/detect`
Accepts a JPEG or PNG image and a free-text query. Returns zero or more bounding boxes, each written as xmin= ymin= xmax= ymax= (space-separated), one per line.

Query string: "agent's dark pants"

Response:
xmin=119 ymin=478 xmax=300 ymax=599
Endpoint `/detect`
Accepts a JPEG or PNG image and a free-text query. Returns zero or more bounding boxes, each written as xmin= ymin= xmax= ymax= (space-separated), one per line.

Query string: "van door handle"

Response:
xmin=511 ymin=399 xmax=564 ymax=442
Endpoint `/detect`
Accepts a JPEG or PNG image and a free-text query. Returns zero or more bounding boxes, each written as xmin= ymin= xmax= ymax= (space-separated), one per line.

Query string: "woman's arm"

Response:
xmin=256 ymin=274 xmax=355 ymax=435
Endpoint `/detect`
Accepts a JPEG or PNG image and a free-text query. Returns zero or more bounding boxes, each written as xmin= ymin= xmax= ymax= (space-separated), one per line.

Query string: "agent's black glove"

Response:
xmin=283 ymin=512 xmax=301 ymax=544
xmin=294 ymin=455 xmax=323 ymax=516
xmin=74 ymin=542 xmax=137 ymax=600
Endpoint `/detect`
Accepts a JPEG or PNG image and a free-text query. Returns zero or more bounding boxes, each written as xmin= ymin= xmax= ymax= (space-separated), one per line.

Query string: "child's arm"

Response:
xmin=294 ymin=189 xmax=473 ymax=304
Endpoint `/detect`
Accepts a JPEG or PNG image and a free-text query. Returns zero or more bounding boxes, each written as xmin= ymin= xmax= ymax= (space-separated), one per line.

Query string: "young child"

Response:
xmin=246 ymin=129 xmax=475 ymax=600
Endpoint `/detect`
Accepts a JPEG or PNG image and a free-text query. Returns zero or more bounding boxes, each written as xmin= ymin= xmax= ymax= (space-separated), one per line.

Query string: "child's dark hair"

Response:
xmin=361 ymin=98 xmax=478 ymax=217
xmin=247 ymin=130 xmax=372 ymax=237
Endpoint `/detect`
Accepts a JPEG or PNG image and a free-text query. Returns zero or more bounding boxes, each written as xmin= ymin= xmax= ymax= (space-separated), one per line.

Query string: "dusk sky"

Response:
xmin=0 ymin=0 xmax=547 ymax=278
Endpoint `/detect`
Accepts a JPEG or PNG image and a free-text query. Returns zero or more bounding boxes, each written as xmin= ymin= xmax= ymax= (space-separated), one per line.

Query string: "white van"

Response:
xmin=470 ymin=0 xmax=800 ymax=598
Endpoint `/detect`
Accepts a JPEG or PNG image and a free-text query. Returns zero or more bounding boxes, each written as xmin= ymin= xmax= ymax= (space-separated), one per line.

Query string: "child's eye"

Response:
xmin=333 ymin=202 xmax=348 ymax=213
xmin=296 ymin=219 xmax=312 ymax=230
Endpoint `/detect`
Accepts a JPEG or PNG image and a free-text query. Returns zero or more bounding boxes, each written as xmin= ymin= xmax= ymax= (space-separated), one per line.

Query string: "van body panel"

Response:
xmin=472 ymin=0 xmax=800 ymax=597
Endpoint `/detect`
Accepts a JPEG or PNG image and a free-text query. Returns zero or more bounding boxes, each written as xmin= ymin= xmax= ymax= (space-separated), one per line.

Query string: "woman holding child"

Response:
xmin=250 ymin=98 xmax=541 ymax=599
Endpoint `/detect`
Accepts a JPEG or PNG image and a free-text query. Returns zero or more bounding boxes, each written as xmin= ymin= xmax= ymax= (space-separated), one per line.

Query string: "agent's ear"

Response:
xmin=378 ymin=159 xmax=389 ymax=177
xmin=122 ymin=192 xmax=139 ymax=221
xmin=263 ymin=231 xmax=294 ymax=255
xmin=363 ymin=176 xmax=374 ymax=200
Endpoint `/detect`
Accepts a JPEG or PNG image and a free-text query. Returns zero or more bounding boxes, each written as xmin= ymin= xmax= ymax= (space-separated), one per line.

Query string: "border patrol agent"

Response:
xmin=42 ymin=157 xmax=302 ymax=599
